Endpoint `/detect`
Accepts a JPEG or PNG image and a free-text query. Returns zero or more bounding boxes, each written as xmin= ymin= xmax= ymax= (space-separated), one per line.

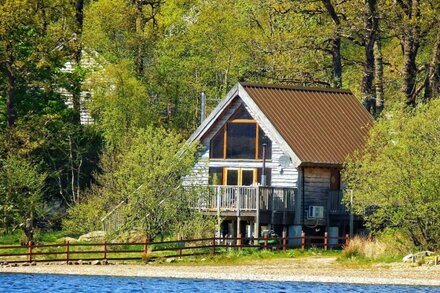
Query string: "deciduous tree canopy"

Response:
xmin=343 ymin=100 xmax=440 ymax=250
xmin=0 ymin=0 xmax=439 ymax=241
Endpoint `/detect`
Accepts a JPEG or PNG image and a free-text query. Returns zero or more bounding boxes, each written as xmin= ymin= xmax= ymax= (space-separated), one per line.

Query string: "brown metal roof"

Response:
xmin=241 ymin=82 xmax=373 ymax=165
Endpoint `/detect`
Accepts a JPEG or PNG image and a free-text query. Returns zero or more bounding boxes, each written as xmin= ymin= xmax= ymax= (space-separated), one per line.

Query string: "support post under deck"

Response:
xmin=255 ymin=186 xmax=260 ymax=242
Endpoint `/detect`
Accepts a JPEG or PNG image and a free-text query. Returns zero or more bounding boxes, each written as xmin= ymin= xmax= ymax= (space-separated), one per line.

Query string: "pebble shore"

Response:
xmin=2 ymin=257 xmax=440 ymax=286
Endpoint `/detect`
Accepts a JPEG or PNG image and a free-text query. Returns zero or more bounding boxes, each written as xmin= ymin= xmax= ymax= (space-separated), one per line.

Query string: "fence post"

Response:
xmin=103 ymin=240 xmax=107 ymax=260
xmin=301 ymin=231 xmax=305 ymax=251
xmin=144 ymin=238 xmax=148 ymax=255
xmin=435 ymin=256 xmax=439 ymax=266
xmin=28 ymin=241 xmax=33 ymax=263
xmin=66 ymin=240 xmax=70 ymax=264
xmin=178 ymin=235 xmax=182 ymax=258
xmin=282 ymin=231 xmax=287 ymax=252
xmin=264 ymin=233 xmax=268 ymax=250
xmin=324 ymin=232 xmax=328 ymax=251
xmin=238 ymin=233 xmax=242 ymax=251
xmin=345 ymin=234 xmax=350 ymax=247
xmin=211 ymin=234 xmax=216 ymax=256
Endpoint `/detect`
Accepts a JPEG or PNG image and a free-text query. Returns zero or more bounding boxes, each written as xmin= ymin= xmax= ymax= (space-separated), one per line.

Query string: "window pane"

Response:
xmin=231 ymin=106 xmax=253 ymax=120
xmin=242 ymin=170 xmax=254 ymax=186
xmin=258 ymin=127 xmax=272 ymax=160
xmin=226 ymin=123 xmax=256 ymax=159
xmin=226 ymin=169 xmax=238 ymax=185
xmin=209 ymin=167 xmax=223 ymax=185
xmin=210 ymin=127 xmax=224 ymax=159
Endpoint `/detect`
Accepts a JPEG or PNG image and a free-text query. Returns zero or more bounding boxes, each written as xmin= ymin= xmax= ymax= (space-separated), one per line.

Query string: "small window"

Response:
xmin=209 ymin=167 xmax=223 ymax=185
xmin=210 ymin=127 xmax=224 ymax=159
xmin=231 ymin=106 xmax=253 ymax=120
xmin=258 ymin=127 xmax=272 ymax=160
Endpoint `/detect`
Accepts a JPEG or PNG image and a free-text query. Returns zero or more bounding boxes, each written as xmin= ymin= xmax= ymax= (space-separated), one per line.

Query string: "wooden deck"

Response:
xmin=192 ymin=186 xmax=296 ymax=214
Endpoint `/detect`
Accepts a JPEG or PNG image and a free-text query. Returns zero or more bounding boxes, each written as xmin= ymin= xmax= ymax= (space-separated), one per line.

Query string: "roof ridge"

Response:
xmin=240 ymin=82 xmax=352 ymax=94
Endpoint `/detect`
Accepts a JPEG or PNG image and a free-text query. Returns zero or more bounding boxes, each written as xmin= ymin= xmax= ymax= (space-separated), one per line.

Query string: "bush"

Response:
xmin=173 ymin=213 xmax=216 ymax=240
xmin=62 ymin=195 xmax=106 ymax=236
xmin=342 ymin=230 xmax=413 ymax=260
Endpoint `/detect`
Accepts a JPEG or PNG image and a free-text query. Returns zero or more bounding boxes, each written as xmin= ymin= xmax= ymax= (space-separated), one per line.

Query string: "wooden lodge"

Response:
xmin=184 ymin=83 xmax=373 ymax=242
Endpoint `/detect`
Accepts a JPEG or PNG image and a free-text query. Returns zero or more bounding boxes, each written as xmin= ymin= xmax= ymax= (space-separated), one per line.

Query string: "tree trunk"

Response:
xmin=397 ymin=0 xmax=421 ymax=107
xmin=5 ymin=42 xmax=16 ymax=127
xmin=374 ymin=32 xmax=384 ymax=114
xmin=71 ymin=0 xmax=85 ymax=124
xmin=425 ymin=26 xmax=440 ymax=100
xmin=402 ymin=37 xmax=419 ymax=107
xmin=321 ymin=0 xmax=343 ymax=88
xmin=22 ymin=216 xmax=34 ymax=244
xmin=332 ymin=34 xmax=342 ymax=88
xmin=135 ymin=0 xmax=146 ymax=77
xmin=74 ymin=0 xmax=84 ymax=64
xmin=361 ymin=0 xmax=377 ymax=115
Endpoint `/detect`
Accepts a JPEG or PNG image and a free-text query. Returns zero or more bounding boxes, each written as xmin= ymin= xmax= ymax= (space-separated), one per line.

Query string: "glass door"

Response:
xmin=241 ymin=169 xmax=256 ymax=186
xmin=225 ymin=169 xmax=239 ymax=186
xmin=224 ymin=168 xmax=256 ymax=186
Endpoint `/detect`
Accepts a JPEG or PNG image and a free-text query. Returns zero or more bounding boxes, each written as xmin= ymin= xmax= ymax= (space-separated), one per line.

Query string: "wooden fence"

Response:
xmin=0 ymin=232 xmax=349 ymax=264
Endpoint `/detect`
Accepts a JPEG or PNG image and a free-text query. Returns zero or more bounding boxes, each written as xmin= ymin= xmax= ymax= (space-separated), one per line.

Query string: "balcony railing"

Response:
xmin=192 ymin=185 xmax=296 ymax=212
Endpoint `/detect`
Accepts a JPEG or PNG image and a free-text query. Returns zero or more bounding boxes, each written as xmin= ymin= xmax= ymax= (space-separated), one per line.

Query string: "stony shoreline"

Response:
xmin=2 ymin=257 xmax=440 ymax=287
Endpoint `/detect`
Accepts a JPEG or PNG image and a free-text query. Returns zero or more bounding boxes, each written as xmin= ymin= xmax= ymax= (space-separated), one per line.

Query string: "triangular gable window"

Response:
xmin=210 ymin=106 xmax=272 ymax=160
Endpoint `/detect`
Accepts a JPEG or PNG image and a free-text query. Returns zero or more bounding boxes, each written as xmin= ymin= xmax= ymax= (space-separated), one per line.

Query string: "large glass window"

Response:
xmin=226 ymin=123 xmax=256 ymax=159
xmin=209 ymin=106 xmax=272 ymax=160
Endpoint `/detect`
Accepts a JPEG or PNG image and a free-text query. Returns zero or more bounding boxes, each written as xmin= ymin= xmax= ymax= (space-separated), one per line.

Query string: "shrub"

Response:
xmin=342 ymin=230 xmax=412 ymax=260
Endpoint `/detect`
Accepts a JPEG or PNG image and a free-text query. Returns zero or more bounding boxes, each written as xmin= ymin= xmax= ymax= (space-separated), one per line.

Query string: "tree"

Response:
xmin=63 ymin=126 xmax=199 ymax=240
xmin=0 ymin=0 xmax=76 ymax=127
xmin=0 ymin=154 xmax=46 ymax=242
xmin=321 ymin=0 xmax=343 ymax=88
xmin=86 ymin=61 xmax=157 ymax=147
xmin=390 ymin=0 xmax=439 ymax=106
xmin=343 ymin=99 xmax=440 ymax=250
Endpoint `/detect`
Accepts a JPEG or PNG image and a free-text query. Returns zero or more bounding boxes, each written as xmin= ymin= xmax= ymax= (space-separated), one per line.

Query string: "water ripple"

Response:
xmin=0 ymin=273 xmax=438 ymax=293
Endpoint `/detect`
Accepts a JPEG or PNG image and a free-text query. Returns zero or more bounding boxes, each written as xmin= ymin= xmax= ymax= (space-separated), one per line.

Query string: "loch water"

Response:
xmin=0 ymin=273 xmax=439 ymax=292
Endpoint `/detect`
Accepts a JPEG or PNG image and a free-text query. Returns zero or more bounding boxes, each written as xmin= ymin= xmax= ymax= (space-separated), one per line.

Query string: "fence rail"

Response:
xmin=0 ymin=232 xmax=349 ymax=264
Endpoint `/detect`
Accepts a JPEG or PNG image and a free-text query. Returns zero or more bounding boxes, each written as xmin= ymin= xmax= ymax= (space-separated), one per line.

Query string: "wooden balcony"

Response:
xmin=192 ymin=186 xmax=296 ymax=216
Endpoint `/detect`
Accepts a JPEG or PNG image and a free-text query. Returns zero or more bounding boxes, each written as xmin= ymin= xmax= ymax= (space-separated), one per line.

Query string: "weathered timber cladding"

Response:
xmin=184 ymin=96 xmax=298 ymax=188
xmin=303 ymin=167 xmax=331 ymax=214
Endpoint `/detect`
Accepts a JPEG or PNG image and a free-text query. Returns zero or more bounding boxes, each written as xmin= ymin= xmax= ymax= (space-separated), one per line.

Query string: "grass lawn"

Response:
xmin=0 ymin=231 xmax=425 ymax=268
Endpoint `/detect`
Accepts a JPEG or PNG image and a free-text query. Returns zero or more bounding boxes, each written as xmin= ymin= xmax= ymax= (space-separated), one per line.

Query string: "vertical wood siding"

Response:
xmin=303 ymin=167 xmax=331 ymax=212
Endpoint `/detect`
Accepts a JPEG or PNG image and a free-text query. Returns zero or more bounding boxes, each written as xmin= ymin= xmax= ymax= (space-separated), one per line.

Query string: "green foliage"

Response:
xmin=343 ymin=99 xmax=440 ymax=250
xmin=0 ymin=154 xmax=46 ymax=234
xmin=86 ymin=61 xmax=157 ymax=147
xmin=173 ymin=212 xmax=216 ymax=240
xmin=63 ymin=126 xmax=199 ymax=239
xmin=62 ymin=193 xmax=106 ymax=236
xmin=1 ymin=0 xmax=439 ymax=242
